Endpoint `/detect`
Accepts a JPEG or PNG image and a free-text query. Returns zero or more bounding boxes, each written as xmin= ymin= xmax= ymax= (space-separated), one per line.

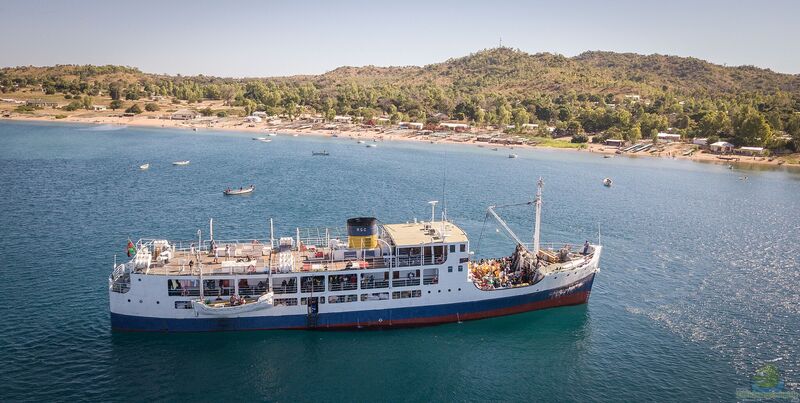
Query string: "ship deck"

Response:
xmin=138 ymin=244 xmax=387 ymax=276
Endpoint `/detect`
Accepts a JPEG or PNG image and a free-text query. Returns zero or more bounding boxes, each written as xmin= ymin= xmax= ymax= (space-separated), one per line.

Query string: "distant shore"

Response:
xmin=2 ymin=113 xmax=797 ymax=169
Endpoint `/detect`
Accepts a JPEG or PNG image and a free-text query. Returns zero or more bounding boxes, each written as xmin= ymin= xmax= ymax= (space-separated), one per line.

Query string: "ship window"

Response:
xmin=301 ymin=297 xmax=324 ymax=305
xmin=449 ymin=244 xmax=456 ymax=253
xmin=273 ymin=277 xmax=297 ymax=294
xmin=423 ymin=268 xmax=439 ymax=285
xmin=447 ymin=266 xmax=453 ymax=273
xmin=329 ymin=274 xmax=358 ymax=291
xmin=361 ymin=292 xmax=390 ymax=301
xmin=328 ymin=294 xmax=357 ymax=303
xmin=274 ymin=298 xmax=298 ymax=306
xmin=168 ymin=279 xmax=200 ymax=296
xmin=174 ymin=301 xmax=192 ymax=309
xmin=301 ymin=276 xmax=325 ymax=293
xmin=391 ymin=269 xmax=420 ymax=287
xmin=460 ymin=244 xmax=466 ymax=252
xmin=361 ymin=272 xmax=389 ymax=289
xmin=392 ymin=290 xmax=422 ymax=299
xmin=458 ymin=265 xmax=463 ymax=272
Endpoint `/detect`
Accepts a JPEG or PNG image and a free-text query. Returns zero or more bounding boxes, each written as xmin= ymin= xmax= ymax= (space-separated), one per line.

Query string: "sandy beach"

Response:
xmin=2 ymin=109 xmax=797 ymax=169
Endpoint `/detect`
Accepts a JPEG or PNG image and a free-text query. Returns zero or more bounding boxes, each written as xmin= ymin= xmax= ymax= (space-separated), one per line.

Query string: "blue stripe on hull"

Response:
xmin=111 ymin=273 xmax=595 ymax=332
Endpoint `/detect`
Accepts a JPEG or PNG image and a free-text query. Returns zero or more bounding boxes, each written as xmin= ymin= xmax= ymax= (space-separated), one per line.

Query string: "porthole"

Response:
xmin=458 ymin=288 xmax=461 ymax=291
xmin=448 ymin=289 xmax=451 ymax=292
xmin=427 ymin=291 xmax=431 ymax=294
xmin=156 ymin=301 xmax=160 ymax=304
xmin=138 ymin=278 xmax=141 ymax=282
xmin=127 ymin=299 xmax=131 ymax=302
xmin=139 ymin=300 xmax=143 ymax=303
xmin=438 ymin=290 xmax=441 ymax=293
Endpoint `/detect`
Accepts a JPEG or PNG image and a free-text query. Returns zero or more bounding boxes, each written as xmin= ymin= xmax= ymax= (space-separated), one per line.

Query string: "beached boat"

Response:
xmin=139 ymin=163 xmax=150 ymax=170
xmin=108 ymin=179 xmax=602 ymax=332
xmin=603 ymin=178 xmax=613 ymax=187
xmin=223 ymin=185 xmax=255 ymax=196
xmin=508 ymin=154 xmax=518 ymax=158
xmin=172 ymin=160 xmax=190 ymax=166
xmin=312 ymin=151 xmax=330 ymax=156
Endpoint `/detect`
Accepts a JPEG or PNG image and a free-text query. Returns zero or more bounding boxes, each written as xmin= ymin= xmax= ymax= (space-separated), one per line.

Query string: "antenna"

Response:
xmin=428 ymin=201 xmax=438 ymax=224
xmin=499 ymin=35 xmax=502 ymax=48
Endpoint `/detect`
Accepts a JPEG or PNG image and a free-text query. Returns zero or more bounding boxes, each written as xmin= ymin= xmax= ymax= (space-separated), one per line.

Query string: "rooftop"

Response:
xmin=382 ymin=221 xmax=468 ymax=246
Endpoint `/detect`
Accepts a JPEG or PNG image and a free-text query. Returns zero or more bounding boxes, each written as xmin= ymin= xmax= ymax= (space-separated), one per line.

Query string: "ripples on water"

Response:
xmin=0 ymin=121 xmax=798 ymax=401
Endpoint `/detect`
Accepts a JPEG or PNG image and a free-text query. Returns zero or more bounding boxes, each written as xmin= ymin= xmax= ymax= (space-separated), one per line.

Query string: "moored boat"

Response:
xmin=139 ymin=163 xmax=150 ymax=170
xmin=312 ymin=151 xmax=330 ymax=156
xmin=172 ymin=160 xmax=190 ymax=166
xmin=508 ymin=153 xmax=518 ymax=158
xmin=603 ymin=178 xmax=612 ymax=187
xmin=224 ymin=185 xmax=255 ymax=195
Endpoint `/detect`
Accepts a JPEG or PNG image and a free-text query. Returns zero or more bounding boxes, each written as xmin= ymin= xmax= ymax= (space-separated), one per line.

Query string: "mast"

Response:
xmin=532 ymin=177 xmax=543 ymax=256
xmin=197 ymin=229 xmax=204 ymax=300
xmin=269 ymin=218 xmax=274 ymax=248
xmin=209 ymin=218 xmax=214 ymax=242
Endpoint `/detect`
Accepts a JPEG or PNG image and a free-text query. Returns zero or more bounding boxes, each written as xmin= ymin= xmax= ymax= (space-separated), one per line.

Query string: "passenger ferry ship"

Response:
xmin=109 ymin=179 xmax=601 ymax=332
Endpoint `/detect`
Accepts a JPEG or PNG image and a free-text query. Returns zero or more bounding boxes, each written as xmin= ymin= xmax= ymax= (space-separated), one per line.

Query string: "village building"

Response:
xmin=736 ymin=146 xmax=766 ymax=156
xmin=26 ymin=99 xmax=58 ymax=108
xmin=656 ymin=133 xmax=681 ymax=143
xmin=170 ymin=109 xmax=199 ymax=120
xmin=709 ymin=141 xmax=734 ymax=153
xmin=693 ymin=138 xmax=708 ymax=146
xmin=605 ymin=139 xmax=626 ymax=147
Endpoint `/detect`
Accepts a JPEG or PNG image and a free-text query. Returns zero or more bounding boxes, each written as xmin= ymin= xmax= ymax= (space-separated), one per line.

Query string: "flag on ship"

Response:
xmin=126 ymin=240 xmax=135 ymax=257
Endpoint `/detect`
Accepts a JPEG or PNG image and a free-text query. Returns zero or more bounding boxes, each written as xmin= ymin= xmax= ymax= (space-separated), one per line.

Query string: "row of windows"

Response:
xmin=261 ymin=289 xmax=424 ymax=307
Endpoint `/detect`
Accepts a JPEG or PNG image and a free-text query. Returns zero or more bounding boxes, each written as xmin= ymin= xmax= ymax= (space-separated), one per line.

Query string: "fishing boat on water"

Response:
xmin=108 ymin=179 xmax=602 ymax=332
xmin=603 ymin=178 xmax=613 ymax=187
xmin=253 ymin=137 xmax=267 ymax=141
xmin=223 ymin=185 xmax=255 ymax=196
xmin=266 ymin=132 xmax=278 ymax=137
xmin=366 ymin=144 xmax=377 ymax=148
xmin=357 ymin=140 xmax=366 ymax=144
xmin=172 ymin=160 xmax=190 ymax=166
xmin=259 ymin=139 xmax=272 ymax=143
xmin=139 ymin=163 xmax=150 ymax=170
xmin=508 ymin=154 xmax=518 ymax=158
xmin=312 ymin=151 xmax=330 ymax=156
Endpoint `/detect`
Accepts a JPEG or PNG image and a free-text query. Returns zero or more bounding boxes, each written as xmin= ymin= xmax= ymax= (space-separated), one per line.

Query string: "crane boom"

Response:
xmin=486 ymin=205 xmax=527 ymax=249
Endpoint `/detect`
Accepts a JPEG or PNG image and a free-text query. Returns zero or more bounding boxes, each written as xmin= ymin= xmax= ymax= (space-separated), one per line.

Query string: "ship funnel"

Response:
xmin=347 ymin=217 xmax=378 ymax=249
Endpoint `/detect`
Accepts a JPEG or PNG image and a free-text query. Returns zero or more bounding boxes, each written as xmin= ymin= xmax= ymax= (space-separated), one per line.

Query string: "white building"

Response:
xmin=92 ymin=105 xmax=107 ymax=111
xmin=693 ymin=138 xmax=708 ymax=146
xmin=440 ymin=122 xmax=470 ymax=130
xmin=709 ymin=141 xmax=734 ymax=153
xmin=244 ymin=115 xmax=263 ymax=123
xmin=333 ymin=115 xmax=352 ymax=123
xmin=737 ymin=146 xmax=766 ymax=155
xmin=656 ymin=133 xmax=681 ymax=142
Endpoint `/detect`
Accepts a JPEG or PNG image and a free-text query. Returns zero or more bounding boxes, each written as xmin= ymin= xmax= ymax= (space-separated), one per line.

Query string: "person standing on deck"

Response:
xmin=583 ymin=240 xmax=590 ymax=255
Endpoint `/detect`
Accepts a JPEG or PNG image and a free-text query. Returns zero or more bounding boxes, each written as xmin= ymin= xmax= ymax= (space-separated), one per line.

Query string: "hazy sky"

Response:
xmin=1 ymin=0 xmax=798 ymax=77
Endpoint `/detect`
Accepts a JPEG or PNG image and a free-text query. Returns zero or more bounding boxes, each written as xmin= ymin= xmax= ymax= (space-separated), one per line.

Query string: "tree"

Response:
xmin=625 ymin=126 xmax=642 ymax=143
xmin=62 ymin=101 xmax=83 ymax=111
xmin=199 ymin=107 xmax=213 ymax=117
xmin=786 ymin=114 xmax=800 ymax=150
xmin=109 ymin=83 xmax=122 ymax=100
xmin=733 ymin=107 xmax=772 ymax=146
xmin=697 ymin=110 xmax=732 ymax=138
xmin=144 ymin=103 xmax=160 ymax=112
xmin=512 ymin=107 xmax=530 ymax=132
xmin=109 ymin=100 xmax=123 ymax=110
xmin=82 ymin=96 xmax=93 ymax=110
xmin=566 ymin=120 xmax=583 ymax=136
xmin=125 ymin=104 xmax=142 ymax=114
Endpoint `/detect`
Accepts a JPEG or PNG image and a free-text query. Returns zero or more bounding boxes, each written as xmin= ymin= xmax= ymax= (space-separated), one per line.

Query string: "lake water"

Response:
xmin=1 ymin=120 xmax=798 ymax=401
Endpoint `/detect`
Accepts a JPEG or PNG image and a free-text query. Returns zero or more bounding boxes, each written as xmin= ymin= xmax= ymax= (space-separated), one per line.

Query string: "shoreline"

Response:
xmin=2 ymin=114 xmax=797 ymax=169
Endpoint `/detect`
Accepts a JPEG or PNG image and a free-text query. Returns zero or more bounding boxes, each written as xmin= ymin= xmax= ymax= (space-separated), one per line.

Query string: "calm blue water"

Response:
xmin=1 ymin=120 xmax=799 ymax=401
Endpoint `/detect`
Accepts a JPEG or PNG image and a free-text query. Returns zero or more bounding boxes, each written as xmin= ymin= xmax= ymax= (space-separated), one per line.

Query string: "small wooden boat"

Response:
xmin=224 ymin=185 xmax=255 ymax=196
xmin=603 ymin=155 xmax=613 ymax=159
xmin=508 ymin=154 xmax=518 ymax=159
xmin=312 ymin=151 xmax=330 ymax=156
xmin=259 ymin=139 xmax=272 ymax=143
xmin=253 ymin=137 xmax=267 ymax=141
xmin=292 ymin=134 xmax=299 ymax=137
xmin=266 ymin=132 xmax=278 ymax=137
xmin=172 ymin=160 xmax=190 ymax=166
xmin=357 ymin=140 xmax=366 ymax=144
xmin=139 ymin=163 xmax=150 ymax=170
xmin=366 ymin=144 xmax=377 ymax=148
xmin=492 ymin=147 xmax=499 ymax=151
xmin=603 ymin=178 xmax=613 ymax=187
